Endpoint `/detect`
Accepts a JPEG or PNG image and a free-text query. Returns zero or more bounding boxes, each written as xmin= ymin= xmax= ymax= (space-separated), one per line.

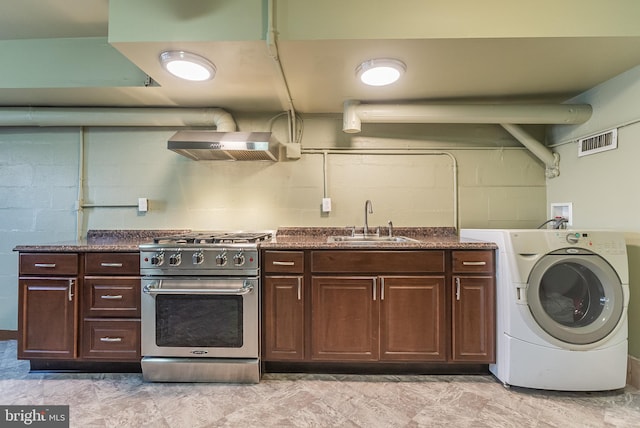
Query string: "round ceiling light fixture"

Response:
xmin=159 ymin=51 xmax=216 ymax=82
xmin=356 ymin=58 xmax=406 ymax=86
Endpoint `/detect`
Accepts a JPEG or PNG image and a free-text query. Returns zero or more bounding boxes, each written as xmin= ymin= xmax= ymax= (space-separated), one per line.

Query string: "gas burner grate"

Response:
xmin=152 ymin=231 xmax=273 ymax=245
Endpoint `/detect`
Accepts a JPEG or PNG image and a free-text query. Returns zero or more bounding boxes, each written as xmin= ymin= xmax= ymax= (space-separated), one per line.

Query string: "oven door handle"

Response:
xmin=142 ymin=280 xmax=254 ymax=296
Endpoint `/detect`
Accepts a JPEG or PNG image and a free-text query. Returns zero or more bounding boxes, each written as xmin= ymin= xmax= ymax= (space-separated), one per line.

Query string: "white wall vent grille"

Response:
xmin=577 ymin=128 xmax=617 ymax=157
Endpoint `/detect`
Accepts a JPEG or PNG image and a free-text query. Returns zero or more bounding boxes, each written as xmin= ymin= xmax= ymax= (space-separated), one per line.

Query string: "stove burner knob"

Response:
xmin=233 ymin=251 xmax=245 ymax=266
xmin=169 ymin=253 xmax=182 ymax=266
xmin=215 ymin=251 xmax=227 ymax=266
xmin=192 ymin=251 xmax=204 ymax=265
xmin=151 ymin=252 xmax=164 ymax=266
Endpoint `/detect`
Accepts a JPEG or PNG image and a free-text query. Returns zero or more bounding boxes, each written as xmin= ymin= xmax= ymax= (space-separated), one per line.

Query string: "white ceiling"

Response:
xmin=2 ymin=0 xmax=640 ymax=114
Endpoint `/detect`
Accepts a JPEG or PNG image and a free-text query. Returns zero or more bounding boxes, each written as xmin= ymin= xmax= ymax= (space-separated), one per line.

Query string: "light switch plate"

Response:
xmin=322 ymin=197 xmax=332 ymax=212
xmin=138 ymin=198 xmax=148 ymax=212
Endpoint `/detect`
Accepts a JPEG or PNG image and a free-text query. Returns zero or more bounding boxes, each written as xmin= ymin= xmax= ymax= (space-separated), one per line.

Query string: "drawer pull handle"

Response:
xmin=297 ymin=277 xmax=302 ymax=300
xmin=34 ymin=263 xmax=56 ymax=268
xmin=100 ymin=295 xmax=123 ymax=300
xmin=462 ymin=261 xmax=486 ymax=266
xmin=372 ymin=278 xmax=377 ymax=301
xmin=272 ymin=261 xmax=295 ymax=266
xmin=455 ymin=277 xmax=461 ymax=301
xmin=99 ymin=337 xmax=123 ymax=343
xmin=100 ymin=262 xmax=123 ymax=268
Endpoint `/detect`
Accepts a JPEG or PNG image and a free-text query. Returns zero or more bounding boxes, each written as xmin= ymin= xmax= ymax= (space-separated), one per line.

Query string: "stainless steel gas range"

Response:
xmin=139 ymin=231 xmax=273 ymax=383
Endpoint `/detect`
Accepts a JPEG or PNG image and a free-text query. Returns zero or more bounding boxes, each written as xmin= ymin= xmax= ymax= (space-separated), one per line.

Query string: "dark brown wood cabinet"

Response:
xmin=263 ymin=251 xmax=305 ymax=361
xmin=451 ymin=250 xmax=495 ymax=363
xmin=380 ymin=275 xmax=446 ymax=361
xmin=17 ymin=251 xmax=142 ymax=364
xmin=262 ymin=247 xmax=495 ymax=368
xmin=310 ymin=250 xmax=447 ymax=363
xmin=311 ymin=276 xmax=379 ymax=361
xmin=81 ymin=252 xmax=141 ymax=360
xmin=18 ymin=253 xmax=79 ymax=360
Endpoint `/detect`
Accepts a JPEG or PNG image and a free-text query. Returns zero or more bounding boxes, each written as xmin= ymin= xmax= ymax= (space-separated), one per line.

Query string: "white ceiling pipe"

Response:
xmin=0 ymin=107 xmax=237 ymax=131
xmin=342 ymin=100 xmax=592 ymax=133
xmin=501 ymin=123 xmax=560 ymax=178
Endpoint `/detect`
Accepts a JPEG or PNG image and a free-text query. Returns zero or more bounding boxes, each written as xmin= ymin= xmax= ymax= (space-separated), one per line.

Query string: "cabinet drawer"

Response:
xmin=19 ymin=253 xmax=78 ymax=275
xmin=85 ymin=253 xmax=140 ymax=275
xmin=452 ymin=250 xmax=494 ymax=273
xmin=83 ymin=277 xmax=141 ymax=317
xmin=311 ymin=251 xmax=445 ymax=273
xmin=81 ymin=319 xmax=140 ymax=360
xmin=264 ymin=251 xmax=304 ymax=273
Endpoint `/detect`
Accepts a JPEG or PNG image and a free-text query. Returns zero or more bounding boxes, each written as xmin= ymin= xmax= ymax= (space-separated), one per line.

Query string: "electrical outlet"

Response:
xmin=322 ymin=198 xmax=332 ymax=213
xmin=138 ymin=198 xmax=148 ymax=212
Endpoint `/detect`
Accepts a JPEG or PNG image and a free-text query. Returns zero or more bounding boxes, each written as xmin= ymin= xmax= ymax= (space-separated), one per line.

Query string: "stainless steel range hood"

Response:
xmin=168 ymin=131 xmax=280 ymax=161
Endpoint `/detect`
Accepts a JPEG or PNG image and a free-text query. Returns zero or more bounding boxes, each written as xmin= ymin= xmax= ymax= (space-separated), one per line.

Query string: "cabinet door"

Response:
xmin=18 ymin=278 xmax=78 ymax=359
xmin=311 ymin=276 xmax=378 ymax=361
xmin=380 ymin=276 xmax=446 ymax=361
xmin=263 ymin=276 xmax=304 ymax=361
xmin=451 ymin=276 xmax=495 ymax=362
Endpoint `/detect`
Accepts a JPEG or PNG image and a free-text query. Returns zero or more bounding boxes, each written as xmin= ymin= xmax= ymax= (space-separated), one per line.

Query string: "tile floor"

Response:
xmin=1 ymin=340 xmax=640 ymax=427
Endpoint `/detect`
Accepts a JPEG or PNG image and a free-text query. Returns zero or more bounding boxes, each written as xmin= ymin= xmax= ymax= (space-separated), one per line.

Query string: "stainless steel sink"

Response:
xmin=327 ymin=235 xmax=419 ymax=244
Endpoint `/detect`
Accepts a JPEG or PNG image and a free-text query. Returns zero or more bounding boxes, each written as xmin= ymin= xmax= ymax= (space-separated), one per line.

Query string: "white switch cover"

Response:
xmin=322 ymin=198 xmax=332 ymax=213
xmin=138 ymin=198 xmax=148 ymax=212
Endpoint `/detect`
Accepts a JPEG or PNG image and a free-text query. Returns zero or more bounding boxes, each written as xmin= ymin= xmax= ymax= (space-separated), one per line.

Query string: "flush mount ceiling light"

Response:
xmin=356 ymin=58 xmax=406 ymax=86
xmin=160 ymin=51 xmax=216 ymax=82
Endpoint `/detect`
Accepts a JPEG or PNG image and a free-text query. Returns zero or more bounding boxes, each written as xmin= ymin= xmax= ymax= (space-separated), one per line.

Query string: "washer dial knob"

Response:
xmin=566 ymin=232 xmax=580 ymax=244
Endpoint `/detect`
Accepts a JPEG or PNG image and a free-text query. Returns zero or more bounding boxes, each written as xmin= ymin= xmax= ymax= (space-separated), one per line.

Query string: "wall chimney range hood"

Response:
xmin=168 ymin=131 xmax=280 ymax=161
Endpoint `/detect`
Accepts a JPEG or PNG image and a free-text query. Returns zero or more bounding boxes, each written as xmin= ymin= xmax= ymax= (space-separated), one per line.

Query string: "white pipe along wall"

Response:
xmin=0 ymin=107 xmax=237 ymax=130
xmin=342 ymin=100 xmax=593 ymax=178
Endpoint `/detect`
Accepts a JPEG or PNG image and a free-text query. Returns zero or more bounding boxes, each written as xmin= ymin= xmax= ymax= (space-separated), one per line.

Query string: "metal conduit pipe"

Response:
xmin=342 ymin=100 xmax=592 ymax=133
xmin=302 ymin=148 xmax=459 ymax=231
xmin=500 ymin=123 xmax=560 ymax=178
xmin=0 ymin=107 xmax=237 ymax=131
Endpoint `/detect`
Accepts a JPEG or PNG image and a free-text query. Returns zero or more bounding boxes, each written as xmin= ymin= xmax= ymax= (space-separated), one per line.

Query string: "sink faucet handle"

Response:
xmin=387 ymin=220 xmax=393 ymax=237
xmin=347 ymin=225 xmax=356 ymax=237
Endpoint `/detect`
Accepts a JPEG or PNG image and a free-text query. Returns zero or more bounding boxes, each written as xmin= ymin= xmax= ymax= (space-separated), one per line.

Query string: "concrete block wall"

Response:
xmin=0 ymin=128 xmax=79 ymax=330
xmin=0 ymin=119 xmax=547 ymax=331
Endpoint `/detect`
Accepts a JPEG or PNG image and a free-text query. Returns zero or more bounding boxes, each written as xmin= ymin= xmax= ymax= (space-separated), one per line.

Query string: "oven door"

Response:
xmin=141 ymin=276 xmax=259 ymax=358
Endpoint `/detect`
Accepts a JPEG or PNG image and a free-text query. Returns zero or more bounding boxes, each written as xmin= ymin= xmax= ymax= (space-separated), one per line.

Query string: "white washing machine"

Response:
xmin=460 ymin=229 xmax=629 ymax=391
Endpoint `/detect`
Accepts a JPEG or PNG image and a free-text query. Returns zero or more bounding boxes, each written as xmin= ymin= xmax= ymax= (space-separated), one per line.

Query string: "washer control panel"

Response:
xmin=552 ymin=231 xmax=627 ymax=255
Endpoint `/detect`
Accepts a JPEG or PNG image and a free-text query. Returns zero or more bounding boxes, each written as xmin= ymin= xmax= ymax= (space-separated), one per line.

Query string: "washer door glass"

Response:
xmin=527 ymin=252 xmax=623 ymax=345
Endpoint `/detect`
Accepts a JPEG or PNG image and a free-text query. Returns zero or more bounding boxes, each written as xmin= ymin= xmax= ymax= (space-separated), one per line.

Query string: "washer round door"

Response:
xmin=526 ymin=249 xmax=624 ymax=345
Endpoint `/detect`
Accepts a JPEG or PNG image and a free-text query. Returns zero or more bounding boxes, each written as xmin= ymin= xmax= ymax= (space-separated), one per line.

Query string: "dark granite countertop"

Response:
xmin=13 ymin=227 xmax=497 ymax=252
xmin=13 ymin=230 xmax=190 ymax=252
xmin=262 ymin=227 xmax=497 ymax=250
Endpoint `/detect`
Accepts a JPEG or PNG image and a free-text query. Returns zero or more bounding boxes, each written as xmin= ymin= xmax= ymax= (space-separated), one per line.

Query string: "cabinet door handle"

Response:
xmin=455 ymin=277 xmax=461 ymax=301
xmin=34 ymin=263 xmax=56 ymax=268
xmin=462 ymin=261 xmax=486 ymax=266
xmin=272 ymin=261 xmax=295 ymax=266
xmin=68 ymin=279 xmax=75 ymax=301
xmin=297 ymin=277 xmax=302 ymax=301
xmin=99 ymin=337 xmax=123 ymax=343
xmin=380 ymin=277 xmax=385 ymax=300
xmin=100 ymin=262 xmax=123 ymax=267
xmin=372 ymin=278 xmax=377 ymax=301
xmin=100 ymin=295 xmax=123 ymax=300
